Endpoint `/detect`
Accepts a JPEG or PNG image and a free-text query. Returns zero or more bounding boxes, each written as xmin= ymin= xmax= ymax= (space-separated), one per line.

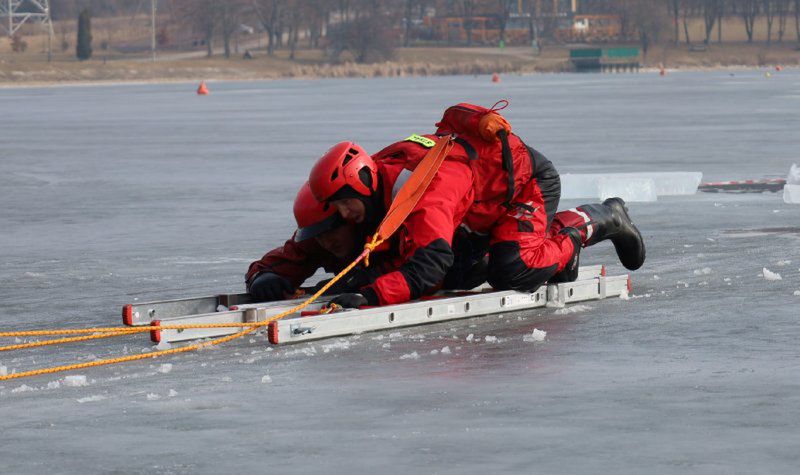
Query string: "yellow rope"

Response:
xmin=0 ymin=329 xmax=141 ymax=352
xmin=0 ymin=240 xmax=382 ymax=382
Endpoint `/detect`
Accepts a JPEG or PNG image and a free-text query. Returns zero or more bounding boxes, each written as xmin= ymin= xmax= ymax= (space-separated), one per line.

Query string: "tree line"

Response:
xmin=48 ymin=0 xmax=800 ymax=62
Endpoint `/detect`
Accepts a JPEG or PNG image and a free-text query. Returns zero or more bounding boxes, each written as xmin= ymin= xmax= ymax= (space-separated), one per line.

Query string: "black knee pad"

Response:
xmin=487 ymin=241 xmax=558 ymax=292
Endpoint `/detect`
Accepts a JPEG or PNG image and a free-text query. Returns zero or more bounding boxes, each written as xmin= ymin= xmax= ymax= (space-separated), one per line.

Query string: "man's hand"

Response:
xmin=248 ymin=272 xmax=294 ymax=302
xmin=329 ymin=293 xmax=369 ymax=309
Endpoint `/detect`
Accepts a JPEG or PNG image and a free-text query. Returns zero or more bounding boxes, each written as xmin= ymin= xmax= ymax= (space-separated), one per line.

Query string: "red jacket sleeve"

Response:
xmin=363 ymin=160 xmax=474 ymax=305
xmin=245 ymin=234 xmax=336 ymax=290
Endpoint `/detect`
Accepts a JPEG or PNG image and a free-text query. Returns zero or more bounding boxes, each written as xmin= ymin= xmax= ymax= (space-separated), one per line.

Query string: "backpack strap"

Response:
xmin=498 ymin=129 xmax=515 ymax=210
xmin=453 ymin=137 xmax=478 ymax=161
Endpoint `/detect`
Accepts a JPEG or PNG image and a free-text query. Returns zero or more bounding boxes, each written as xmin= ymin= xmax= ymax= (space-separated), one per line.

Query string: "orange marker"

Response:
xmin=197 ymin=81 xmax=209 ymax=95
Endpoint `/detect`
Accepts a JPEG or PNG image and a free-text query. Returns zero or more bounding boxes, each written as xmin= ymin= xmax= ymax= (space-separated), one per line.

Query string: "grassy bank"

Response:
xmin=1 ymin=43 xmax=798 ymax=86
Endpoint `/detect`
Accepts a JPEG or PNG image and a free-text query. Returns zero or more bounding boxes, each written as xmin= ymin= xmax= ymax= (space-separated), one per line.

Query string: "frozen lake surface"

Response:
xmin=1 ymin=71 xmax=799 ymax=473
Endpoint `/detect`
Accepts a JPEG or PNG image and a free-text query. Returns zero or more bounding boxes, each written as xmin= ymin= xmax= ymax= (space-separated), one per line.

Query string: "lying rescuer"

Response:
xmin=246 ymin=181 xmax=487 ymax=302
xmin=307 ymin=102 xmax=646 ymax=309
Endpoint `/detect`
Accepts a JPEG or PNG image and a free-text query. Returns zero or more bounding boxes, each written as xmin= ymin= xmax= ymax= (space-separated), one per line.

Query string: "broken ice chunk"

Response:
xmin=63 ymin=375 xmax=88 ymax=387
xmin=762 ymin=268 xmax=782 ymax=281
xmin=523 ymin=329 xmax=547 ymax=342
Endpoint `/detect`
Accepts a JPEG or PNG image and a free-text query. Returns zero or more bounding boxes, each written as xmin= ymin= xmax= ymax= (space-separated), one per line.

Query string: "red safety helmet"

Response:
xmin=308 ymin=142 xmax=377 ymax=202
xmin=293 ymin=181 xmax=342 ymax=242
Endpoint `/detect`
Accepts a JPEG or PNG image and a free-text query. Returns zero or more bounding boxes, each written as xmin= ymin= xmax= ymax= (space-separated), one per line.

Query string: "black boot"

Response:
xmin=550 ymin=227 xmax=582 ymax=283
xmin=581 ymin=197 xmax=645 ymax=271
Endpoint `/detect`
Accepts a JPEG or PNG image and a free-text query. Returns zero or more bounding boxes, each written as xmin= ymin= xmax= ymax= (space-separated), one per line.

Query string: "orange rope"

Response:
xmin=0 ymin=329 xmax=141 ymax=352
xmin=0 ymin=244 xmax=376 ymax=381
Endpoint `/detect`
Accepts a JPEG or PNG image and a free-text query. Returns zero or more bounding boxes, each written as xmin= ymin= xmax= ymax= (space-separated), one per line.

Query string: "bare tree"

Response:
xmin=403 ymin=0 xmax=414 ymax=47
xmin=219 ymin=1 xmax=244 ymax=58
xmin=703 ymin=0 xmax=721 ymax=44
xmin=327 ymin=13 xmax=395 ymax=63
xmin=796 ymin=0 xmax=800 ymax=43
xmin=181 ymin=0 xmax=220 ymax=57
xmin=670 ymin=0 xmax=680 ymax=43
xmin=496 ymin=0 xmax=515 ymax=44
xmin=738 ymin=0 xmax=758 ymax=42
xmin=775 ymin=0 xmax=790 ymax=41
xmin=253 ymin=0 xmax=283 ymax=55
xmin=456 ymin=0 xmax=476 ymax=46
xmin=681 ymin=0 xmax=694 ymax=44
xmin=629 ymin=0 xmax=670 ymax=58
xmin=764 ymin=0 xmax=775 ymax=44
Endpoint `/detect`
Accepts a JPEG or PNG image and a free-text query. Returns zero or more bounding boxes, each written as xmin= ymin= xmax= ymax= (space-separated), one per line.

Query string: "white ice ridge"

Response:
xmin=783 ymin=163 xmax=800 ymax=204
xmin=561 ymin=172 xmax=702 ymax=202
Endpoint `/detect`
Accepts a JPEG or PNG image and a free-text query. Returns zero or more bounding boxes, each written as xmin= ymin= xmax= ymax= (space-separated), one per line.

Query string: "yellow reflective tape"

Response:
xmin=404 ymin=134 xmax=436 ymax=148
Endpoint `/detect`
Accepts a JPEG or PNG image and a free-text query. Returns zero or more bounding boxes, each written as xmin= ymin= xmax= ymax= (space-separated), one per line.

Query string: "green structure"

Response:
xmin=570 ymin=47 xmax=640 ymax=72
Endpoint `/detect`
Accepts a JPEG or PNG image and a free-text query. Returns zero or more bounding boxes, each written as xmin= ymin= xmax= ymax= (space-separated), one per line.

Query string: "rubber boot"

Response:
xmin=581 ymin=198 xmax=645 ymax=271
xmin=549 ymin=227 xmax=582 ymax=283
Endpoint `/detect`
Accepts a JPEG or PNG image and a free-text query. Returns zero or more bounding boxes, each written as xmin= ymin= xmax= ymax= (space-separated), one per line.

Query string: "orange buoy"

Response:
xmin=491 ymin=73 xmax=500 ymax=83
xmin=775 ymin=65 xmax=782 ymax=72
xmin=197 ymin=81 xmax=209 ymax=95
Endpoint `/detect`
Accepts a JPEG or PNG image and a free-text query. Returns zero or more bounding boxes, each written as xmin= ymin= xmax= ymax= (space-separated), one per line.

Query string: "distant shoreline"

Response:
xmin=1 ymin=43 xmax=798 ymax=88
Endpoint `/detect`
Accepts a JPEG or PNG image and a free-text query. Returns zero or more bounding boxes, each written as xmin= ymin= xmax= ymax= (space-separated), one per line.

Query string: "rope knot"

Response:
xmin=362 ymin=234 xmax=384 ymax=267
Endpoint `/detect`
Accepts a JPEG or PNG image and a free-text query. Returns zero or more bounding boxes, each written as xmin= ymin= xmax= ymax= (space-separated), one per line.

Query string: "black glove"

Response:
xmin=313 ymin=267 xmax=377 ymax=295
xmin=248 ymin=272 xmax=294 ymax=302
xmin=329 ymin=293 xmax=369 ymax=309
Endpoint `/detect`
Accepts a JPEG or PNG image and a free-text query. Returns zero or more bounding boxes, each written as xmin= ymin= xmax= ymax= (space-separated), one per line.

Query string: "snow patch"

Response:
xmin=12 ymin=384 xmax=36 ymax=393
xmin=400 ymin=351 xmax=420 ymax=360
xmin=762 ymin=268 xmax=782 ymax=281
xmin=523 ymin=329 xmax=547 ymax=342
xmin=381 ymin=343 xmax=391 ymax=349
xmin=484 ymin=336 xmax=498 ymax=343
xmin=794 ymin=290 xmax=800 ymax=296
xmin=46 ymin=381 xmax=60 ymax=389
xmin=155 ymin=340 xmax=172 ymax=351
xmin=168 ymin=389 xmax=178 ymax=397
xmin=776 ymin=260 xmax=791 ymax=266
xmin=261 ymin=375 xmax=272 ymax=384
xmin=157 ymin=363 xmax=173 ymax=374
xmin=430 ymin=349 xmax=439 ymax=355
xmin=322 ymin=340 xmax=351 ymax=353
xmin=0 ymin=366 xmax=7 ymax=376
xmin=554 ymin=304 xmax=593 ymax=315
xmin=63 ymin=375 xmax=88 ymax=387
xmin=441 ymin=346 xmax=451 ymax=355
xmin=77 ymin=395 xmax=107 ymax=403
xmin=465 ymin=333 xmax=474 ymax=342
xmin=693 ymin=267 xmax=712 ymax=275
xmin=146 ymin=393 xmax=161 ymax=401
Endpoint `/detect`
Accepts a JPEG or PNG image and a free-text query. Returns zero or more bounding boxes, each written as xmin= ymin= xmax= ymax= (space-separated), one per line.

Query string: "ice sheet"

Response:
xmin=562 ymin=172 xmax=702 ymax=201
xmin=784 ymin=164 xmax=800 ymax=203
xmin=598 ymin=176 xmax=657 ymax=202
xmin=787 ymin=163 xmax=800 ymax=185
xmin=784 ymin=184 xmax=800 ymax=204
xmin=2 ymin=72 xmax=800 ymax=474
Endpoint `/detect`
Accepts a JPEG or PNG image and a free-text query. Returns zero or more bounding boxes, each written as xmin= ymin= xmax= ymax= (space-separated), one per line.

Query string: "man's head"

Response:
xmin=293 ymin=182 xmax=359 ymax=259
xmin=308 ymin=142 xmax=377 ymax=225
xmin=315 ymin=222 xmax=358 ymax=259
